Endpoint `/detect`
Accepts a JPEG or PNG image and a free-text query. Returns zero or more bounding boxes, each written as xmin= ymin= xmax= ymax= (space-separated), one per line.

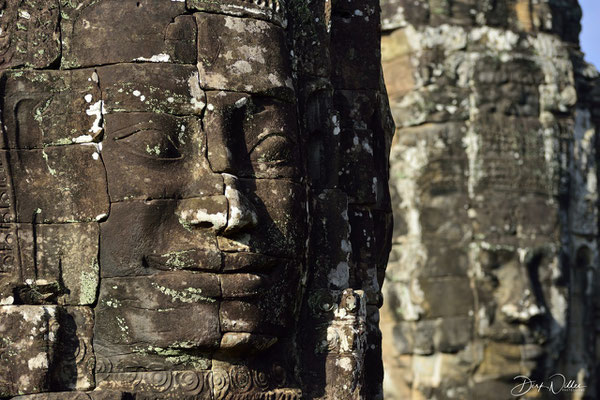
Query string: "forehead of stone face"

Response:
xmin=195 ymin=12 xmax=294 ymax=100
xmin=60 ymin=0 xmax=194 ymax=68
xmin=97 ymin=63 xmax=205 ymax=116
xmin=204 ymin=91 xmax=302 ymax=180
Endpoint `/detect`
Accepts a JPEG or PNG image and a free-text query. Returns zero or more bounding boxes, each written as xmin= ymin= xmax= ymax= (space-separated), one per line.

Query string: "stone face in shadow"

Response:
xmin=0 ymin=0 xmax=393 ymax=398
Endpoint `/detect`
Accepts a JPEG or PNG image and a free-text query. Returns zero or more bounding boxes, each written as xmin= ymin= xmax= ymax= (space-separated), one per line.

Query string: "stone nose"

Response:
xmin=223 ymin=173 xmax=258 ymax=234
xmin=174 ymin=176 xmax=258 ymax=234
xmin=500 ymin=289 xmax=545 ymax=323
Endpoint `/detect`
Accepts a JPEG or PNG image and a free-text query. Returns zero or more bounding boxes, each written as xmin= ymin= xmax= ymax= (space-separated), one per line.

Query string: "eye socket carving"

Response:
xmin=114 ymin=126 xmax=183 ymax=160
xmin=249 ymin=133 xmax=297 ymax=166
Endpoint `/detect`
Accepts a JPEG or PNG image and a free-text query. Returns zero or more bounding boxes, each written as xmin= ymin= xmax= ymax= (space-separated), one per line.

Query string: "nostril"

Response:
xmin=175 ymin=196 xmax=228 ymax=231
xmin=196 ymin=221 xmax=214 ymax=230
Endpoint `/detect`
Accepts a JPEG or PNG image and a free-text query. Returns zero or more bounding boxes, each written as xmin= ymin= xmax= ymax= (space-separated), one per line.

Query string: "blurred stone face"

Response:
xmin=474 ymin=245 xmax=565 ymax=381
xmin=379 ymin=0 xmax=593 ymax=397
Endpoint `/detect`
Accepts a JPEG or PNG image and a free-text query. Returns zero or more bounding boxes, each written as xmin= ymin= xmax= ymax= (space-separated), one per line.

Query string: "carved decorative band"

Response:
xmin=223 ymin=391 xmax=302 ymax=400
xmin=188 ymin=0 xmax=287 ymax=26
xmin=95 ymin=370 xmax=210 ymax=396
xmin=234 ymin=0 xmax=282 ymax=12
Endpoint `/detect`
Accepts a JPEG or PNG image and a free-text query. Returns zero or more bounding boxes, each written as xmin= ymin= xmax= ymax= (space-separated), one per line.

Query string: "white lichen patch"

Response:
xmin=232 ymin=60 xmax=253 ymax=74
xmin=27 ymin=353 xmax=48 ymax=370
xmin=79 ymin=259 xmax=99 ymax=305
xmin=73 ymin=134 xmax=93 ymax=144
xmin=469 ymin=26 xmax=519 ymax=51
xmin=328 ymin=262 xmax=350 ymax=289
xmin=134 ymin=53 xmax=171 ymax=63
xmin=41 ymin=149 xmax=57 ymax=176
xmin=187 ymin=72 xmax=205 ymax=113
xmin=178 ymin=207 xmax=227 ymax=230
xmin=150 ymin=283 xmax=216 ymax=303
xmin=462 ymin=124 xmax=482 ymax=199
xmin=238 ymin=45 xmax=266 ymax=64
xmin=225 ymin=185 xmax=258 ymax=231
xmin=85 ymin=100 xmax=104 ymax=135
xmin=336 ymin=357 xmax=354 ymax=371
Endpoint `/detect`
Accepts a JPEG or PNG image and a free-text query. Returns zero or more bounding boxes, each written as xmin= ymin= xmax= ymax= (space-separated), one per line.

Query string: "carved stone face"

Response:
xmin=0 ymin=0 xmax=306 ymax=387
xmin=474 ymin=245 xmax=565 ymax=382
xmin=95 ymin=67 xmax=307 ymax=360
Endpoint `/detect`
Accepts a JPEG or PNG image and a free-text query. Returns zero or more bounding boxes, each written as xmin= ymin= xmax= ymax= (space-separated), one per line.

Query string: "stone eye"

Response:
xmin=114 ymin=127 xmax=183 ymax=160
xmin=249 ymin=134 xmax=294 ymax=165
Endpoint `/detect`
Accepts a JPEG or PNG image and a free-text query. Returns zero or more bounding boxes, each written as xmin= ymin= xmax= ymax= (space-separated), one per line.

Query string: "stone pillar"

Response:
xmin=380 ymin=0 xmax=600 ymax=398
xmin=0 ymin=1 xmax=393 ymax=399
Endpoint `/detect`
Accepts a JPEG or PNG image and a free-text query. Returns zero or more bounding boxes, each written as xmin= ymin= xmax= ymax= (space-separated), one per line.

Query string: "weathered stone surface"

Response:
xmin=330 ymin=0 xmax=381 ymax=90
xmin=94 ymin=273 xmax=220 ymax=372
xmin=219 ymin=259 xmax=301 ymax=336
xmin=0 ymin=306 xmax=95 ymax=395
xmin=8 ymin=146 xmax=109 ymax=223
xmin=100 ymin=200 xmax=221 ymax=278
xmin=0 ymin=0 xmax=61 ymax=70
xmin=0 ymin=69 xmax=102 ymax=148
xmin=17 ymin=223 xmax=100 ymax=305
xmin=96 ymin=370 xmax=212 ymax=399
xmin=196 ymin=13 xmax=294 ymax=100
xmin=334 ymin=90 xmax=379 ymax=204
xmin=11 ymin=392 xmax=128 ymax=400
xmin=51 ymin=307 xmax=96 ymax=390
xmin=216 ymin=178 xmax=307 ymax=259
xmin=0 ymin=305 xmax=58 ymax=396
xmin=60 ymin=0 xmax=192 ymax=69
xmin=301 ymin=289 xmax=368 ymax=399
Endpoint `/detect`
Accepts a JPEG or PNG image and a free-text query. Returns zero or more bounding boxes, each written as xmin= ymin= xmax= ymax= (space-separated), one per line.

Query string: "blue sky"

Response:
xmin=581 ymin=0 xmax=600 ymax=68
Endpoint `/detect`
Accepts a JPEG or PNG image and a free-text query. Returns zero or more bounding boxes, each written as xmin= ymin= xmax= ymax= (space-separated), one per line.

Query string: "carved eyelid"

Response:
xmin=112 ymin=121 xmax=159 ymax=141
xmin=112 ymin=121 xmax=184 ymax=160
xmin=248 ymin=132 xmax=292 ymax=156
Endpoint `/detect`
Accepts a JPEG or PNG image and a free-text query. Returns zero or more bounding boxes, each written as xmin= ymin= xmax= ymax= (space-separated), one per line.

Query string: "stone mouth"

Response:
xmin=221 ymin=251 xmax=281 ymax=273
xmin=144 ymin=249 xmax=290 ymax=274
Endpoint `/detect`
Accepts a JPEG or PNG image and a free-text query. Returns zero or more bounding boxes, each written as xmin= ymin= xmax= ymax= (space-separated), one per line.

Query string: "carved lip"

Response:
xmin=489 ymin=341 xmax=546 ymax=361
xmin=220 ymin=272 xmax=268 ymax=299
xmin=221 ymin=251 xmax=281 ymax=273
